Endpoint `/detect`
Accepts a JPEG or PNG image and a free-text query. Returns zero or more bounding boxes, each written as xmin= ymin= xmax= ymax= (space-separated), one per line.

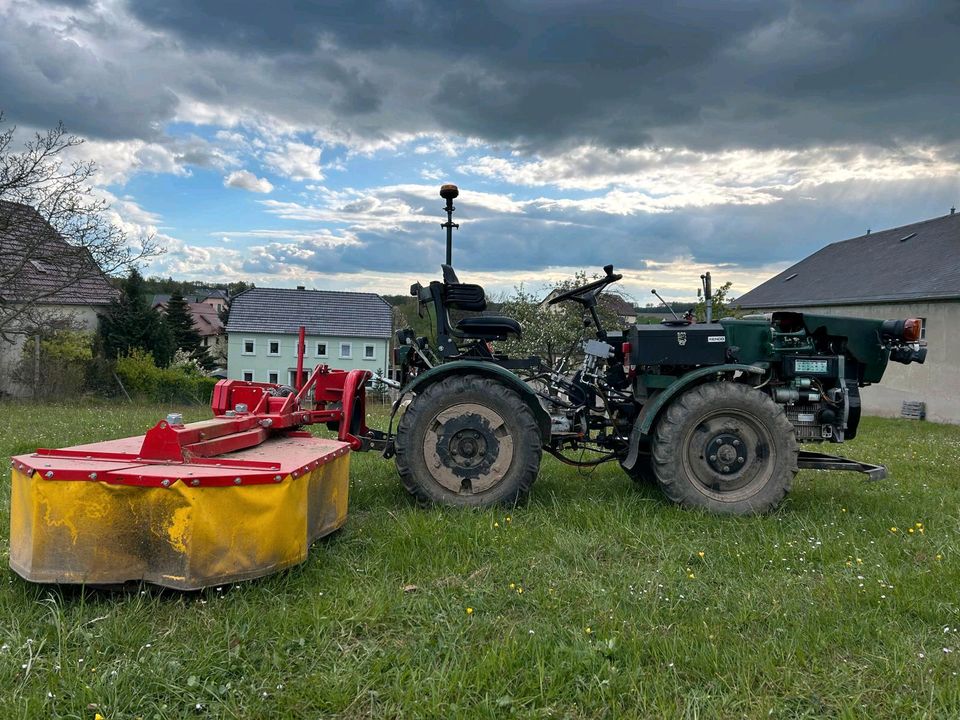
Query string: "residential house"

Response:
xmin=225 ymin=287 xmax=393 ymax=386
xmin=152 ymin=290 xmax=227 ymax=363
xmin=736 ymin=210 xmax=960 ymax=423
xmin=0 ymin=201 xmax=117 ymax=397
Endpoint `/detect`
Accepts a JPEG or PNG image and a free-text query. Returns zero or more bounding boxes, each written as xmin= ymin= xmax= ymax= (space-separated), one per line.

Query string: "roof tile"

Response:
xmin=737 ymin=212 xmax=960 ymax=308
xmin=226 ymin=287 xmax=392 ymax=338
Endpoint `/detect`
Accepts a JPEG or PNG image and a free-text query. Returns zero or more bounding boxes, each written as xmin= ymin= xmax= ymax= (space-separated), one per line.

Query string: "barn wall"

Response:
xmin=756 ymin=301 xmax=958 ymax=424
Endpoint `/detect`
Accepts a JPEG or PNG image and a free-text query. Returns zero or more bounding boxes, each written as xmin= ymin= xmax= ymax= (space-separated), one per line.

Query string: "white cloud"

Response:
xmin=263 ymin=141 xmax=324 ymax=181
xmin=224 ymin=169 xmax=274 ymax=193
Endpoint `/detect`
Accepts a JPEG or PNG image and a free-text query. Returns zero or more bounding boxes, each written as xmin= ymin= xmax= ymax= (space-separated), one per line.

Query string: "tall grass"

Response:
xmin=1 ymin=404 xmax=958 ymax=718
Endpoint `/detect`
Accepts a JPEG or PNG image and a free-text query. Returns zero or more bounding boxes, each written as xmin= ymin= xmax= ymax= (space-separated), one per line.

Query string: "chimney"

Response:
xmin=951 ymin=206 xmax=956 ymax=215
xmin=296 ymin=285 xmax=305 ymax=290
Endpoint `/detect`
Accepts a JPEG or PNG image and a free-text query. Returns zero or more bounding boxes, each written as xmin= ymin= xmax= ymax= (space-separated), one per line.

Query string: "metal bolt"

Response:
xmin=722 ymin=465 xmax=730 ymax=472
xmin=44 ymin=471 xmax=54 ymax=479
xmin=733 ymin=439 xmax=740 ymax=446
xmin=166 ymin=413 xmax=184 ymax=426
xmin=737 ymin=457 xmax=745 ymax=464
xmin=234 ymin=477 xmax=242 ymax=485
xmin=274 ymin=475 xmax=283 ymax=482
xmin=88 ymin=472 xmax=98 ymax=480
xmin=235 ymin=403 xmax=248 ymax=414
xmin=191 ymin=479 xmax=201 ymax=487
xmin=709 ymin=455 xmax=717 ymax=462
xmin=260 ymin=419 xmax=273 ymax=428
xmin=161 ymin=479 xmax=171 ymax=487
xmin=224 ymin=410 xmax=236 ymax=417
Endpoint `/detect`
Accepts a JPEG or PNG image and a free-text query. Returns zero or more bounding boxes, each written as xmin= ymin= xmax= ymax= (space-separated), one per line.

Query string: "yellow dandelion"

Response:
xmin=585 ymin=627 xmax=592 ymax=634
xmin=494 ymin=522 xmax=500 ymax=528
xmin=517 ymin=586 xmax=524 ymax=594
xmin=842 ymin=508 xmax=847 ymax=513
xmin=856 ymin=558 xmax=863 ymax=564
xmin=506 ymin=516 xmax=512 ymax=523
xmin=697 ymin=551 xmax=705 ymax=558
xmin=509 ymin=583 xmax=516 ymax=590
xmin=919 ymin=528 xmax=925 ymax=534
xmin=688 ymin=573 xmax=696 ymax=579
xmin=890 ymin=527 xmax=898 ymax=533
xmin=908 ymin=528 xmax=915 ymax=534
xmin=916 ymin=522 xmax=923 ymax=528
xmin=466 ymin=607 xmax=474 ymax=615
xmin=936 ymin=554 xmax=943 ymax=561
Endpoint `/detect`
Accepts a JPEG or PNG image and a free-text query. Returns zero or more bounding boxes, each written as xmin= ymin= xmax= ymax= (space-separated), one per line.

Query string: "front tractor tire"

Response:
xmin=651 ymin=382 xmax=798 ymax=515
xmin=395 ymin=374 xmax=543 ymax=508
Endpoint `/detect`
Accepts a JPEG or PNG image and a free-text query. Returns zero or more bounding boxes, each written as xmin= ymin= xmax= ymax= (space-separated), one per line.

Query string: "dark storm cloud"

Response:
xmin=0 ymin=11 xmax=177 ymax=140
xmin=122 ymin=0 xmax=960 ymax=151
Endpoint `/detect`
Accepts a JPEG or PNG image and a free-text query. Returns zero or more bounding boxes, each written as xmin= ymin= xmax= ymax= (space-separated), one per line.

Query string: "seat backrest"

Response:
xmin=439 ymin=264 xmax=487 ymax=311
xmin=444 ymin=283 xmax=487 ymax=311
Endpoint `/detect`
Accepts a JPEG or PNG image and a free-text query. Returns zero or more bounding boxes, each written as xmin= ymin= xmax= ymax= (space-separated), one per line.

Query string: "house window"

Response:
xmin=242 ymin=339 xmax=255 ymax=355
xmin=316 ymin=342 xmax=328 ymax=357
xmin=268 ymin=371 xmax=279 ymax=384
xmin=918 ymin=318 xmax=927 ymax=341
xmin=242 ymin=370 xmax=254 ymax=382
xmin=289 ymin=369 xmax=309 ymax=387
xmin=364 ymin=344 xmax=376 ymax=360
xmin=268 ymin=339 xmax=281 ymax=356
xmin=340 ymin=342 xmax=352 ymax=359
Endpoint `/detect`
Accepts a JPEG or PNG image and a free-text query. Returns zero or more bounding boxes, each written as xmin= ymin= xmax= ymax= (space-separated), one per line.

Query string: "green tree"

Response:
xmin=164 ymin=291 xmax=213 ymax=369
xmin=695 ymin=280 xmax=742 ymax=321
xmin=97 ymin=268 xmax=175 ymax=365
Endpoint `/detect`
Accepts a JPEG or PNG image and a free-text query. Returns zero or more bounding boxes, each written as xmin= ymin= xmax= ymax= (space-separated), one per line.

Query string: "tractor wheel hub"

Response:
xmin=706 ymin=433 xmax=747 ymax=475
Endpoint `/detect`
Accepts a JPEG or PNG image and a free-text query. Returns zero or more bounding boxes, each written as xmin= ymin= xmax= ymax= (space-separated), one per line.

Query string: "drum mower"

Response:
xmin=9 ymin=360 xmax=385 ymax=589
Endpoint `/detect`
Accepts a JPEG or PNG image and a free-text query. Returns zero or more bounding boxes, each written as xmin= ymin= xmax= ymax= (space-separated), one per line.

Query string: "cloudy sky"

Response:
xmin=2 ymin=0 xmax=959 ymax=302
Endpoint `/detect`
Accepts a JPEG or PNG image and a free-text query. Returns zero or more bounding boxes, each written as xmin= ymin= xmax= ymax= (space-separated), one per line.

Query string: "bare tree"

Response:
xmin=0 ymin=113 xmax=162 ymax=338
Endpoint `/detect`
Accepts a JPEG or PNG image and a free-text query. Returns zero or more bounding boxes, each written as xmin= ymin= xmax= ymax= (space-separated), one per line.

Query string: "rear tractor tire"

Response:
xmin=651 ymin=382 xmax=798 ymax=515
xmin=395 ymin=374 xmax=542 ymax=508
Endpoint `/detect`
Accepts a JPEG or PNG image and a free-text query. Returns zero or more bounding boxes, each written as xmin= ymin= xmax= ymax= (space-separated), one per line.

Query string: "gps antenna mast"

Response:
xmin=440 ymin=184 xmax=459 ymax=265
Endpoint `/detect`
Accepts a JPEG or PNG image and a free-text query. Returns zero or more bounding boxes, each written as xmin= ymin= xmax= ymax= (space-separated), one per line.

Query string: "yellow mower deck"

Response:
xmin=10 ymin=434 xmax=350 ymax=590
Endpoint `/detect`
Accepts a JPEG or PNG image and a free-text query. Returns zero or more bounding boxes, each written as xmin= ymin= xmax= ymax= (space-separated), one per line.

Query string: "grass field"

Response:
xmin=1 ymin=401 xmax=959 ymax=719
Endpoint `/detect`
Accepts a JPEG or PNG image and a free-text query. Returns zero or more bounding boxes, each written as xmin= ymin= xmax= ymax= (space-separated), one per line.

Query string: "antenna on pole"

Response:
xmin=440 ymin=184 xmax=459 ymax=266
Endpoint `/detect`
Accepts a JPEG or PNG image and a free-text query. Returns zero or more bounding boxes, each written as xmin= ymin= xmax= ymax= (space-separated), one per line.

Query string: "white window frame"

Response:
xmin=268 ymin=371 xmax=279 ymax=384
xmin=242 ymin=370 xmax=254 ymax=382
xmin=316 ymin=341 xmax=328 ymax=358
xmin=363 ymin=343 xmax=376 ymax=360
xmin=339 ymin=342 xmax=352 ymax=359
xmin=242 ymin=338 xmax=256 ymax=355
xmin=267 ymin=338 xmax=281 ymax=357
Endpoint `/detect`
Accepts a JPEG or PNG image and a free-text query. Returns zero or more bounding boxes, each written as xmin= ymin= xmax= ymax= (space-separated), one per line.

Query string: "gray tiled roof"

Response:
xmin=226 ymin=287 xmax=392 ymax=338
xmin=0 ymin=201 xmax=118 ymax=306
xmin=737 ymin=211 xmax=960 ymax=308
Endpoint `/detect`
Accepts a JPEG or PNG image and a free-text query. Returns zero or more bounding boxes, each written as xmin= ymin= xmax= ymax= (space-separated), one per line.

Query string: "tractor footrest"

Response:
xmin=797 ymin=450 xmax=887 ymax=481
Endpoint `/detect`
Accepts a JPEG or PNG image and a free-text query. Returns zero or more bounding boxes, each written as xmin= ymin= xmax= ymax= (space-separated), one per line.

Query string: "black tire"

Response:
xmin=395 ymin=374 xmax=542 ymax=507
xmin=651 ymin=382 xmax=798 ymax=515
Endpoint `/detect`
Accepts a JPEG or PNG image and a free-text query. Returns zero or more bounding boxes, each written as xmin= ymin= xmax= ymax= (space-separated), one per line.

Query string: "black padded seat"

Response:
xmin=455 ymin=315 xmax=522 ymax=340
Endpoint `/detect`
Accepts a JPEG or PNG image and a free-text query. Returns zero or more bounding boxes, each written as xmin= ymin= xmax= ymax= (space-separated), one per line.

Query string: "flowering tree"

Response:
xmin=497 ymin=271 xmax=623 ymax=368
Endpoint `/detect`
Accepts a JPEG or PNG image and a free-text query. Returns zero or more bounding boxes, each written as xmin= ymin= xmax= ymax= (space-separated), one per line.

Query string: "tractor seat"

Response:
xmin=455 ymin=316 xmax=522 ymax=341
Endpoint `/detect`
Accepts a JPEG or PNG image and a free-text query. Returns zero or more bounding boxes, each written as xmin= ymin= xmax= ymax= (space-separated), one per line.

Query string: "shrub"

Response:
xmin=115 ymin=348 xmax=217 ymax=404
xmin=15 ymin=329 xmax=93 ymax=398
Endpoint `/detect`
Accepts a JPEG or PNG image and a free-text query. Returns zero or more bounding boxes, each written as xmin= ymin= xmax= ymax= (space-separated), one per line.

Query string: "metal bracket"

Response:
xmin=797 ymin=450 xmax=887 ymax=481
